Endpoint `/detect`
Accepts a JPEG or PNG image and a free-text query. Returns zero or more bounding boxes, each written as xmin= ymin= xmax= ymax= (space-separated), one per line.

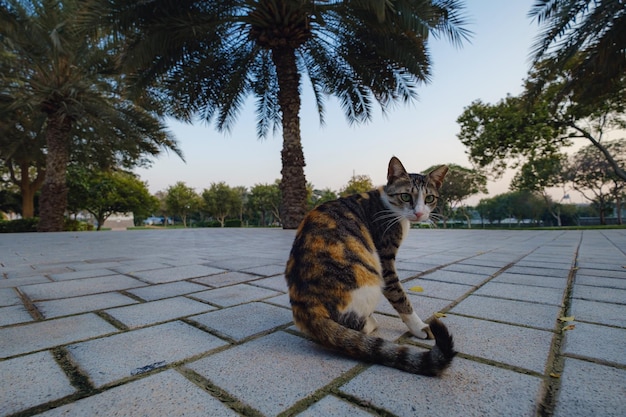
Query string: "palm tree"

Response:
xmin=0 ymin=0 xmax=182 ymax=231
xmin=85 ymin=0 xmax=470 ymax=229
xmin=529 ymin=0 xmax=626 ymax=103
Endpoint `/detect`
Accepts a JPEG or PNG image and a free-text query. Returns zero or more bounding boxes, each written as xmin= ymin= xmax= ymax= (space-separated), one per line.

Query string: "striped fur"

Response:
xmin=285 ymin=157 xmax=455 ymax=376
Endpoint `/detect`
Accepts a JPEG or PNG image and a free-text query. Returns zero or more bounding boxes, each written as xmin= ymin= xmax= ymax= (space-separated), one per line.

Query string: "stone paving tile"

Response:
xmin=405 ymin=278 xmax=473 ymax=301
xmin=0 ymin=351 xmax=76 ymax=416
xmin=129 ymin=264 xmax=227 ymax=284
xmin=241 ymin=263 xmax=286 ymax=277
xmin=575 ymin=274 xmax=626 ymax=289
xmin=572 ymin=285 xmax=626 ymax=304
xmin=570 ymin=298 xmax=626 ymax=328
xmin=110 ymin=261 xmax=174 ymax=275
xmin=458 ymin=258 xmax=513 ymax=268
xmin=187 ymin=331 xmax=359 ymax=416
xmin=506 ymin=265 xmax=571 ymax=278
xmin=211 ymin=257 xmax=282 ymax=271
xmin=0 ymin=287 xmax=21 ymax=306
xmin=190 ymin=284 xmax=282 ymax=307
xmin=515 ymin=260 xmax=573 ymax=269
xmin=0 ymin=314 xmax=118 ymax=359
xmin=67 ymin=321 xmax=228 ymax=388
xmin=105 ymin=296 xmax=215 ymax=329
xmin=445 ymin=314 xmax=553 ymax=373
xmin=265 ymin=293 xmax=292 ymax=309
xmin=127 ymin=281 xmax=209 ymax=301
xmin=395 ymin=261 xmax=440 ymax=273
xmin=0 ymin=304 xmax=34 ymax=326
xmin=0 ymin=275 xmax=50 ymax=288
xmin=297 ymin=395 xmax=376 ymax=417
xmin=252 ymin=275 xmax=288 ymax=292
xmin=192 ymin=271 xmax=259 ymax=287
xmin=553 ymin=358 xmax=626 ymax=417
xmin=473 ymin=281 xmax=565 ymax=306
xmin=48 ymin=268 xmax=117 ymax=281
xmin=562 ymin=322 xmax=626 ymax=366
xmin=375 ymin=294 xmax=452 ymax=319
xmin=37 ymin=370 xmax=239 ymax=417
xmin=189 ymin=302 xmax=292 ymax=341
xmin=340 ymin=357 xmax=542 ymax=417
xmin=36 ymin=292 xmax=139 ymax=319
xmin=493 ymin=272 xmax=568 ymax=289
xmin=440 ymin=263 xmax=501 ymax=277
xmin=450 ymin=295 xmax=561 ymax=330
xmin=19 ymin=275 xmax=146 ymax=301
xmin=576 ymin=268 xmax=625 ymax=279
xmin=419 ymin=269 xmax=489 ymax=286
xmin=575 ymin=261 xmax=626 ymax=272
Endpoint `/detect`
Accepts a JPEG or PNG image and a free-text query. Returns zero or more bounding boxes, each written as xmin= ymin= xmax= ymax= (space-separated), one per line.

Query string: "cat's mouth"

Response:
xmin=410 ymin=212 xmax=429 ymax=223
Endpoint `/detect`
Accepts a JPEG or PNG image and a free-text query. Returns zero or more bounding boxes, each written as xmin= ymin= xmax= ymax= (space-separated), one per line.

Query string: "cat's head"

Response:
xmin=382 ymin=157 xmax=448 ymax=223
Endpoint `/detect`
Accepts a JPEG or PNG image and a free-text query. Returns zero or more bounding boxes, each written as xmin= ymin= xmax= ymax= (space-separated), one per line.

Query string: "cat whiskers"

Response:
xmin=427 ymin=213 xmax=443 ymax=228
xmin=374 ymin=209 xmax=404 ymax=236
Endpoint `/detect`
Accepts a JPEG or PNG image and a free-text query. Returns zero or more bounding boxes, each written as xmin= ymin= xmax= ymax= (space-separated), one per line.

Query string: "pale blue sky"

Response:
xmin=135 ymin=1 xmax=540 ymax=202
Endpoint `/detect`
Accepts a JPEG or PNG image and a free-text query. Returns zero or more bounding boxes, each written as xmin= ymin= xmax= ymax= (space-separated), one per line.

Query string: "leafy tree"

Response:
xmin=86 ymin=0 xmax=470 ymax=229
xmin=511 ymin=154 xmax=569 ymax=226
xmin=165 ymin=182 xmax=200 ymax=227
xmin=0 ymin=110 xmax=46 ymax=218
xmin=0 ymin=0 xmax=181 ymax=231
xmin=564 ymin=140 xmax=626 ymax=224
xmin=423 ymin=164 xmax=486 ymax=227
xmin=340 ymin=174 xmax=374 ymax=197
xmin=309 ymin=188 xmax=338 ymax=209
xmin=529 ymin=0 xmax=625 ymax=105
xmin=247 ymin=182 xmax=281 ymax=227
xmin=202 ymin=182 xmax=243 ymax=227
xmin=67 ymin=167 xmax=157 ymax=230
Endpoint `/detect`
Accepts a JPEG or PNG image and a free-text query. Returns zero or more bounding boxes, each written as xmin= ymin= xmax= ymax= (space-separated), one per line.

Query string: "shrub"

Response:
xmin=0 ymin=218 xmax=39 ymax=233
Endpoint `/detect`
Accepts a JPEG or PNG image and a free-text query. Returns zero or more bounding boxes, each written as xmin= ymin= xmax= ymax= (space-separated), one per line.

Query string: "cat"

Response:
xmin=285 ymin=156 xmax=455 ymax=376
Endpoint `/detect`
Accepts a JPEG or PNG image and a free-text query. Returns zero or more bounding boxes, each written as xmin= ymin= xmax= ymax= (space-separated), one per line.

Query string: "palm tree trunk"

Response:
xmin=272 ymin=47 xmax=307 ymax=229
xmin=38 ymin=114 xmax=71 ymax=232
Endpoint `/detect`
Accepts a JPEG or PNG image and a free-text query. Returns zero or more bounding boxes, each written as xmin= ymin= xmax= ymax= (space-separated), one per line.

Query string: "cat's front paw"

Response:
xmin=401 ymin=312 xmax=434 ymax=340
xmin=413 ymin=325 xmax=434 ymax=340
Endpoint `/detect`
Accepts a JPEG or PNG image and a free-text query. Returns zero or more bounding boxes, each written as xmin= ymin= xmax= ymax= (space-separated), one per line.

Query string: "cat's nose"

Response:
xmin=414 ymin=212 xmax=425 ymax=221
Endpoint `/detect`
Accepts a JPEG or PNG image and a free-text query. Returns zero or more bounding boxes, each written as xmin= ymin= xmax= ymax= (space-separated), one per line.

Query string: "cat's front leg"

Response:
xmin=381 ymin=261 xmax=434 ymax=340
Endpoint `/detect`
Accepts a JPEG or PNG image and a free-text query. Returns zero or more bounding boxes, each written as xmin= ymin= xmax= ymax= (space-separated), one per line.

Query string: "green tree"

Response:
xmin=423 ymin=164 xmax=486 ymax=228
xmin=511 ymin=154 xmax=569 ymax=226
xmin=247 ymin=182 xmax=281 ymax=227
xmin=0 ymin=110 xmax=46 ymax=218
xmin=202 ymin=182 xmax=243 ymax=227
xmin=564 ymin=140 xmax=625 ymax=224
xmin=309 ymin=188 xmax=338 ymax=209
xmin=529 ymin=0 xmax=625 ymax=105
xmin=165 ymin=182 xmax=199 ymax=227
xmin=86 ymin=0 xmax=470 ymax=229
xmin=340 ymin=174 xmax=374 ymax=197
xmin=67 ymin=168 xmax=157 ymax=230
xmin=0 ymin=0 xmax=181 ymax=232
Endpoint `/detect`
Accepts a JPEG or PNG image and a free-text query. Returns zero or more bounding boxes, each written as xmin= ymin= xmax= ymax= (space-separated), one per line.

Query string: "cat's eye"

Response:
xmin=399 ymin=193 xmax=412 ymax=203
xmin=425 ymin=195 xmax=436 ymax=204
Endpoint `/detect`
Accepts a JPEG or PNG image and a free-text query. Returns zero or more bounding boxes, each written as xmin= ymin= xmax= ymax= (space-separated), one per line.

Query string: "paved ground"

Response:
xmin=0 ymin=228 xmax=625 ymax=417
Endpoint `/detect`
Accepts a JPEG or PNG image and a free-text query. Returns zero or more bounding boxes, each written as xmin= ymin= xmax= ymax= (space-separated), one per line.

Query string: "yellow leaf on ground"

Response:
xmin=562 ymin=324 xmax=576 ymax=332
xmin=409 ymin=286 xmax=424 ymax=292
xmin=559 ymin=316 xmax=575 ymax=322
xmin=434 ymin=312 xmax=447 ymax=318
xmin=549 ymin=373 xmax=561 ymax=378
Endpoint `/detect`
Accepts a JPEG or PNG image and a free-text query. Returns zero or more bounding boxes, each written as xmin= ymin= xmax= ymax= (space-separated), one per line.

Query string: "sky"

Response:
xmin=135 ymin=1 xmax=544 ymax=204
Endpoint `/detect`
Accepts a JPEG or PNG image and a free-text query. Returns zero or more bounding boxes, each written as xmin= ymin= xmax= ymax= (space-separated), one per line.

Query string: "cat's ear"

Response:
xmin=428 ymin=165 xmax=448 ymax=189
xmin=387 ymin=157 xmax=408 ymax=183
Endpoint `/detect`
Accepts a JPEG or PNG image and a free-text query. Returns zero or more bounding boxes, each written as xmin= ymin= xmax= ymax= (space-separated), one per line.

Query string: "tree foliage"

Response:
xmin=83 ymin=0 xmax=470 ymax=229
xmin=0 ymin=0 xmax=182 ymax=231
xmin=202 ymin=182 xmax=243 ymax=227
xmin=247 ymin=182 xmax=281 ymax=226
xmin=66 ymin=167 xmax=157 ymax=230
xmin=165 ymin=182 xmax=200 ymax=227
xmin=340 ymin=174 xmax=374 ymax=197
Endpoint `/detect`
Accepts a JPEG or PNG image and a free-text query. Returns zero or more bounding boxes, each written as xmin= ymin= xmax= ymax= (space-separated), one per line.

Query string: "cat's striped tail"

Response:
xmin=305 ymin=317 xmax=456 ymax=376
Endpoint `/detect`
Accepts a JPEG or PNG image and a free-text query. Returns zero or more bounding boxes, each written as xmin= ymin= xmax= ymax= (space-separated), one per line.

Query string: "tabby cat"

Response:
xmin=285 ymin=156 xmax=455 ymax=376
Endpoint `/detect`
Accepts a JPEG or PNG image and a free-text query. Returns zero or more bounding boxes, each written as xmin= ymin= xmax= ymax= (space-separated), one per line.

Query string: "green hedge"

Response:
xmin=0 ymin=218 xmax=95 ymax=233
xmin=0 ymin=218 xmax=39 ymax=233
